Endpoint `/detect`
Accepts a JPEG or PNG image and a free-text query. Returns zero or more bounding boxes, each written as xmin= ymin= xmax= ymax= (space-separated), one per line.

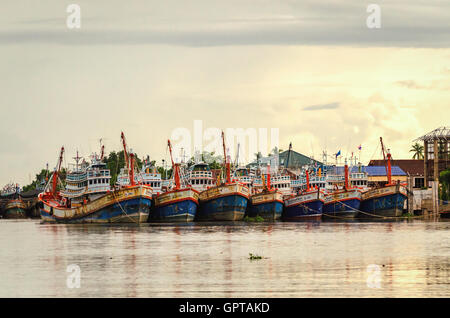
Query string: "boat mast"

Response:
xmin=121 ymin=132 xmax=130 ymax=170
xmin=51 ymin=146 xmax=65 ymax=197
xmin=285 ymin=142 xmax=292 ymax=170
xmin=99 ymin=139 xmax=105 ymax=161
xmin=267 ymin=162 xmax=272 ymax=190
xmin=168 ymin=139 xmax=181 ymax=190
xmin=380 ymin=137 xmax=392 ymax=185
xmin=306 ymin=169 xmax=310 ymax=191
xmin=344 ymin=159 xmax=349 ymax=190
xmin=121 ymin=132 xmax=135 ymax=186
xmin=222 ymin=131 xmax=231 ymax=184
xmin=129 ymin=152 xmax=136 ymax=186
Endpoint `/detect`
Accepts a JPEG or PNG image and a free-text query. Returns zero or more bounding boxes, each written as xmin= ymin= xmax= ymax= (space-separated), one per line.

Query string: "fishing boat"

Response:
xmin=322 ymin=161 xmax=362 ymax=219
xmin=1 ymin=184 xmax=27 ymax=219
xmin=197 ymin=132 xmax=250 ymax=221
xmin=39 ymin=133 xmax=153 ymax=223
xmin=249 ymin=164 xmax=283 ymax=221
xmin=283 ymin=170 xmax=325 ymax=221
xmin=151 ymin=140 xmax=199 ymax=222
xmin=359 ymin=138 xmax=407 ymax=218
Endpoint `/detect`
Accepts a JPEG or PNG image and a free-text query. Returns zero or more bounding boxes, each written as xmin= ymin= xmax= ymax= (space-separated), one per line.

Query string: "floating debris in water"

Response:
xmin=244 ymin=216 xmax=265 ymax=222
xmin=248 ymin=253 xmax=263 ymax=260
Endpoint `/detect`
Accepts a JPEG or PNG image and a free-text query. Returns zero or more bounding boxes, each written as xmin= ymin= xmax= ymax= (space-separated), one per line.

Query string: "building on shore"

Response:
xmin=361 ymin=165 xmax=407 ymax=188
xmin=247 ymin=145 xmax=322 ymax=175
xmin=414 ymin=126 xmax=450 ymax=188
xmin=369 ymin=159 xmax=425 ymax=189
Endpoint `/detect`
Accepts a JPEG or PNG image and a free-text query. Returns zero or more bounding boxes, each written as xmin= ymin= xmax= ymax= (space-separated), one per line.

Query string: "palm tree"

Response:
xmin=410 ymin=143 xmax=424 ymax=160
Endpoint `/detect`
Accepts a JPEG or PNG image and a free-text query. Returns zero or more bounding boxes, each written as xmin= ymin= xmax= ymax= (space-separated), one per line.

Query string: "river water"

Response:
xmin=0 ymin=219 xmax=448 ymax=297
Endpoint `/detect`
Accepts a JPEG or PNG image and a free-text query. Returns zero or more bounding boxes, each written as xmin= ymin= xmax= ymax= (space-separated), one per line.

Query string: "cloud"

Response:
xmin=395 ymin=80 xmax=426 ymax=89
xmin=395 ymin=79 xmax=450 ymax=90
xmin=0 ymin=1 xmax=449 ymax=47
xmin=303 ymin=102 xmax=340 ymax=111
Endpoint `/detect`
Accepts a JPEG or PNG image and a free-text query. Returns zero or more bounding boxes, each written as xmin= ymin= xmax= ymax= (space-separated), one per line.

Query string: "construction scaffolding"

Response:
xmin=414 ymin=126 xmax=450 ymax=187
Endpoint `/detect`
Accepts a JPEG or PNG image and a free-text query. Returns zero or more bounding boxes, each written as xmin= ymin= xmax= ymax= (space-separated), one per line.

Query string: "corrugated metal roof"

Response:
xmin=369 ymin=159 xmax=423 ymax=176
xmin=334 ymin=165 xmax=406 ymax=176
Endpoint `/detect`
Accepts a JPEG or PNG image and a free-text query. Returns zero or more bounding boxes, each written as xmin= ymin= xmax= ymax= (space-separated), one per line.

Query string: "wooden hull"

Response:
xmin=249 ymin=191 xmax=284 ymax=221
xmin=283 ymin=190 xmax=325 ymax=221
xmin=152 ymin=188 xmax=199 ymax=222
xmin=197 ymin=183 xmax=249 ymax=221
xmin=39 ymin=186 xmax=153 ymax=223
xmin=323 ymin=189 xmax=362 ymax=219
xmin=3 ymin=200 xmax=27 ymax=219
xmin=359 ymin=184 xmax=407 ymax=218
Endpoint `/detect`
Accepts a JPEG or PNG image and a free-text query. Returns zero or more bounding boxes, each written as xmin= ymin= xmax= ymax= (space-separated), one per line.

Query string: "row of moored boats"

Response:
xmin=2 ymin=132 xmax=408 ymax=222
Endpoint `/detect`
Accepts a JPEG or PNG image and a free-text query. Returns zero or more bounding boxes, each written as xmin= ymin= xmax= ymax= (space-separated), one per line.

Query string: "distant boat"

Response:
xmin=197 ymin=131 xmax=249 ymax=221
xmin=283 ymin=170 xmax=325 ymax=221
xmin=152 ymin=140 xmax=199 ymax=222
xmin=39 ymin=134 xmax=153 ymax=223
xmin=117 ymin=155 xmax=163 ymax=195
xmin=249 ymin=163 xmax=283 ymax=221
xmin=359 ymin=137 xmax=407 ymax=218
xmin=323 ymin=161 xmax=362 ymax=219
xmin=1 ymin=183 xmax=27 ymax=219
xmin=186 ymin=162 xmax=216 ymax=192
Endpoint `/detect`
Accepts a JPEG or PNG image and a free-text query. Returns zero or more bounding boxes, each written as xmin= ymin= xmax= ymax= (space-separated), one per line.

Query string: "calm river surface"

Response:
xmin=0 ymin=219 xmax=448 ymax=297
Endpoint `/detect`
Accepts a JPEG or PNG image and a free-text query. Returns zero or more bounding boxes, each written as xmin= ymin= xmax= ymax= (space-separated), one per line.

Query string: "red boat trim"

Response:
xmin=324 ymin=196 xmax=362 ymax=205
xmin=285 ymin=198 xmax=324 ymax=207
xmin=155 ymin=196 xmax=199 ymax=208
xmin=200 ymin=191 xmax=249 ymax=202
xmin=363 ymin=191 xmax=407 ymax=201
xmin=159 ymin=187 xmax=199 ymax=196
xmin=251 ymin=199 xmax=284 ymax=206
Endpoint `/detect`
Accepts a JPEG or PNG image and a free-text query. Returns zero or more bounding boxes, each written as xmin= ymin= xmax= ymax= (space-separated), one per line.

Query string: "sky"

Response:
xmin=0 ymin=0 xmax=449 ymax=186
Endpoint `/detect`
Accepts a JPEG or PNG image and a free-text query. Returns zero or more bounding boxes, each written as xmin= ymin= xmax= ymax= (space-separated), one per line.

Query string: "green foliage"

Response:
xmin=248 ymin=253 xmax=263 ymax=260
xmin=439 ymin=169 xmax=450 ymax=201
xmin=187 ymin=151 xmax=223 ymax=170
xmin=409 ymin=143 xmax=424 ymax=160
xmin=22 ymin=168 xmax=50 ymax=192
xmin=103 ymin=150 xmax=145 ymax=185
